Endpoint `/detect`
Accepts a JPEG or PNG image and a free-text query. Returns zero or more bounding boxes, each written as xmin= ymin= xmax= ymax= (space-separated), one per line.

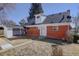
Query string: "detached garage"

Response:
xmin=25 ymin=10 xmax=71 ymax=41
xmin=25 ymin=23 xmax=70 ymax=41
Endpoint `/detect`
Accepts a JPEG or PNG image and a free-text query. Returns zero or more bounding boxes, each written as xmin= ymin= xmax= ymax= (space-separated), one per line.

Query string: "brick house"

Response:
xmin=25 ymin=10 xmax=71 ymax=41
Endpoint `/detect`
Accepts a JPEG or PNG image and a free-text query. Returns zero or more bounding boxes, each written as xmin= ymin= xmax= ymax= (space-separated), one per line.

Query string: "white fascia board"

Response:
xmin=26 ymin=23 xmax=70 ymax=27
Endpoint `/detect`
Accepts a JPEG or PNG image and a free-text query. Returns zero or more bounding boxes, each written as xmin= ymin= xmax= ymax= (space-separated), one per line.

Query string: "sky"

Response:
xmin=6 ymin=3 xmax=79 ymax=24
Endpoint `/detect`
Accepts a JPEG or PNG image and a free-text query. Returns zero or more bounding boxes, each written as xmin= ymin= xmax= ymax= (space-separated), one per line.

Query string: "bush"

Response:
xmin=73 ymin=35 xmax=79 ymax=43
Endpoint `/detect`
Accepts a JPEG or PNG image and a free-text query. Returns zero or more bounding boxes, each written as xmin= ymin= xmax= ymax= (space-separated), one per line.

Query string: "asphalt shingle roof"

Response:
xmin=43 ymin=10 xmax=71 ymax=24
xmin=27 ymin=10 xmax=71 ymax=25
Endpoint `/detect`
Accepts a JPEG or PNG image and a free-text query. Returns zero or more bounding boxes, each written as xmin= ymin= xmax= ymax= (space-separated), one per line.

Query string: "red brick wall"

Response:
xmin=47 ymin=25 xmax=69 ymax=40
xmin=25 ymin=25 xmax=70 ymax=40
xmin=25 ymin=27 xmax=40 ymax=38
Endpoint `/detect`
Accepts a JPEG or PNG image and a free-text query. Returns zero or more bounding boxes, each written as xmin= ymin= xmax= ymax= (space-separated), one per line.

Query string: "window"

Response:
xmin=37 ymin=16 xmax=40 ymax=18
xmin=26 ymin=27 xmax=30 ymax=30
xmin=67 ymin=16 xmax=71 ymax=19
xmin=52 ymin=26 xmax=59 ymax=31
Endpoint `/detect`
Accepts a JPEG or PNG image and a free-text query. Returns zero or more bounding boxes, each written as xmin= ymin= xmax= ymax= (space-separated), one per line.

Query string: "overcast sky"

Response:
xmin=6 ymin=3 xmax=79 ymax=24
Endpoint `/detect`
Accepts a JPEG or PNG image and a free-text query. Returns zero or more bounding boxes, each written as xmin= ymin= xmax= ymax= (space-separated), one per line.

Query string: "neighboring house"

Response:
xmin=25 ymin=10 xmax=71 ymax=41
xmin=0 ymin=19 xmax=24 ymax=38
xmin=0 ymin=25 xmax=24 ymax=38
xmin=0 ymin=9 xmax=25 ymax=38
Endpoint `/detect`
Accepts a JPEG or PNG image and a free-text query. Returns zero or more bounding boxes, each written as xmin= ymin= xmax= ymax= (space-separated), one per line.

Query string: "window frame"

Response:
xmin=52 ymin=26 xmax=59 ymax=31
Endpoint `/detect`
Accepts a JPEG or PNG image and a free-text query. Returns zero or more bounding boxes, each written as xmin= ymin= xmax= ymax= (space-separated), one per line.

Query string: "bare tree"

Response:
xmin=74 ymin=13 xmax=79 ymax=33
xmin=0 ymin=3 xmax=16 ymax=26
xmin=19 ymin=19 xmax=27 ymax=27
xmin=74 ymin=6 xmax=79 ymax=33
xmin=0 ymin=3 xmax=16 ymax=11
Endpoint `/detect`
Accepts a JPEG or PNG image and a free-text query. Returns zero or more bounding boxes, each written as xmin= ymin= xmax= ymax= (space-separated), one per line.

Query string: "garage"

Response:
xmin=13 ymin=26 xmax=25 ymax=36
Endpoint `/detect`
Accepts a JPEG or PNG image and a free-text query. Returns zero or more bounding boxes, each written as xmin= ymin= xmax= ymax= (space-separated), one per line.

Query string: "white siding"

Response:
xmin=38 ymin=25 xmax=47 ymax=36
xmin=6 ymin=28 xmax=13 ymax=38
xmin=0 ymin=25 xmax=13 ymax=38
xmin=35 ymin=14 xmax=46 ymax=24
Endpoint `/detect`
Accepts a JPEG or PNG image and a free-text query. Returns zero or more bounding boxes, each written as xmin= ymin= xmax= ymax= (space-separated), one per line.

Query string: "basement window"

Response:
xmin=52 ymin=26 xmax=59 ymax=31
